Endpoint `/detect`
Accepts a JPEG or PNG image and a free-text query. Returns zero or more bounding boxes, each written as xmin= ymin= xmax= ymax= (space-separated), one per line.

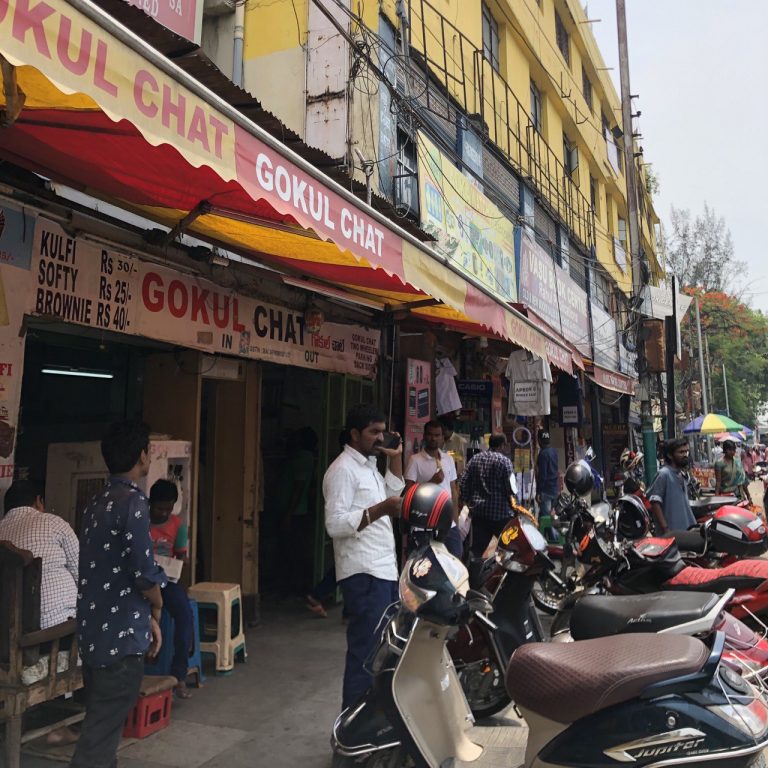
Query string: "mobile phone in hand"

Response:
xmin=381 ymin=432 xmax=401 ymax=450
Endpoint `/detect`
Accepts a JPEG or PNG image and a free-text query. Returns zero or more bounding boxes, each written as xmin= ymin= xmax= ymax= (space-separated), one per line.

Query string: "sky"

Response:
xmin=587 ymin=0 xmax=768 ymax=311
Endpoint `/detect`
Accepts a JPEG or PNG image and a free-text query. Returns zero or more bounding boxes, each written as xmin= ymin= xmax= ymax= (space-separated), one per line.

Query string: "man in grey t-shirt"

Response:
xmin=647 ymin=437 xmax=696 ymax=533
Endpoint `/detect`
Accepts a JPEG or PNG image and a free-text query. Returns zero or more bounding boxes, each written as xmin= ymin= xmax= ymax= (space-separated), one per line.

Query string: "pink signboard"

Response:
xmin=235 ymin=126 xmax=404 ymax=276
xmin=518 ymin=232 xmax=589 ymax=355
xmin=593 ymin=365 xmax=635 ymax=396
xmin=121 ymin=0 xmax=203 ymax=44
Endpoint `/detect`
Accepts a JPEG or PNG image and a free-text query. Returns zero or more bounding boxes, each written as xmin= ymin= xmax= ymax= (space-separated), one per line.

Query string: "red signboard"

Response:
xmin=122 ymin=0 xmax=203 ymax=44
xmin=592 ymin=365 xmax=636 ymax=396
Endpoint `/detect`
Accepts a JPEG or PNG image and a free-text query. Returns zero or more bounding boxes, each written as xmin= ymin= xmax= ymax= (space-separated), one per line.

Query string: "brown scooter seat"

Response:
xmin=505 ymin=634 xmax=708 ymax=724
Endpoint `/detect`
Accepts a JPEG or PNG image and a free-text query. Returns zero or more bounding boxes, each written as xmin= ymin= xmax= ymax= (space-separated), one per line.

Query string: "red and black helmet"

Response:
xmin=401 ymin=483 xmax=454 ymax=542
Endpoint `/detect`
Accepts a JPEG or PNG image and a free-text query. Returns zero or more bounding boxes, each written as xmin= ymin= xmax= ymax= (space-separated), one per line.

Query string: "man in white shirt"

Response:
xmin=324 ymin=404 xmax=404 ymax=710
xmin=405 ymin=420 xmax=461 ymax=557
xmin=0 ymin=479 xmax=78 ymax=629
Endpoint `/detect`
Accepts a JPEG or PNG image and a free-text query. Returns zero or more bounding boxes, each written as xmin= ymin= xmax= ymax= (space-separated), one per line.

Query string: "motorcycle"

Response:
xmin=550 ymin=588 xmax=768 ymax=683
xmin=331 ymin=539 xmax=768 ymax=767
xmin=447 ymin=514 xmax=551 ymax=718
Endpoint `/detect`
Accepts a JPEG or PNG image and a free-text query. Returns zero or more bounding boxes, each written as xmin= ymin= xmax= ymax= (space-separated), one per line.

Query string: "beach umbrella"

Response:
xmin=683 ymin=414 xmax=750 ymax=435
xmin=713 ymin=432 xmax=747 ymax=443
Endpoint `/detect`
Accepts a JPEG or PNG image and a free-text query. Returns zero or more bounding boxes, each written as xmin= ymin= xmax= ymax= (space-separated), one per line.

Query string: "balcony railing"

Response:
xmin=407 ymin=0 xmax=595 ymax=251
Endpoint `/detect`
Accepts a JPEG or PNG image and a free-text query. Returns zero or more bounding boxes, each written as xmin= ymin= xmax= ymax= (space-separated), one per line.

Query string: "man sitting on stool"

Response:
xmin=149 ymin=480 xmax=194 ymax=699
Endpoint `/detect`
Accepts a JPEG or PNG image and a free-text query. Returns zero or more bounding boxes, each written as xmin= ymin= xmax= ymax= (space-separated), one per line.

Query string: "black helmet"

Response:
xmin=564 ymin=460 xmax=594 ymax=496
xmin=614 ymin=494 xmax=651 ymax=540
xmin=401 ymin=483 xmax=454 ymax=543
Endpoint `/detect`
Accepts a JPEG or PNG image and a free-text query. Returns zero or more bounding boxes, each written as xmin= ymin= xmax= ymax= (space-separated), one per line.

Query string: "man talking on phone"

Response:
xmin=324 ymin=404 xmax=404 ymax=710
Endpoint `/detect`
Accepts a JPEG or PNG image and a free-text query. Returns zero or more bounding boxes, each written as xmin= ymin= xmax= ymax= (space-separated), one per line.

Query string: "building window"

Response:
xmin=606 ymin=193 xmax=614 ymax=233
xmin=482 ymin=3 xmax=500 ymax=72
xmin=555 ymin=10 xmax=570 ymax=66
xmin=589 ymin=175 xmax=599 ymax=216
xmin=530 ymin=80 xmax=542 ymax=133
xmin=563 ymin=133 xmax=578 ymax=178
xmin=581 ymin=66 xmax=593 ymax=111
xmin=618 ymin=216 xmax=627 ymax=247
xmin=395 ymin=129 xmax=418 ymax=217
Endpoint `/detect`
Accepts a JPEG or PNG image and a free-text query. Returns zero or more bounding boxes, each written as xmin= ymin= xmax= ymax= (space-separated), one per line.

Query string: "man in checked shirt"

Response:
xmin=0 ymin=479 xmax=79 ymax=630
xmin=459 ymin=433 xmax=516 ymax=557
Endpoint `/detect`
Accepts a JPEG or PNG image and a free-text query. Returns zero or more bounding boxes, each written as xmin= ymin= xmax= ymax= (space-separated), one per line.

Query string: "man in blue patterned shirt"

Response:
xmin=459 ymin=433 xmax=516 ymax=556
xmin=71 ymin=421 xmax=166 ymax=768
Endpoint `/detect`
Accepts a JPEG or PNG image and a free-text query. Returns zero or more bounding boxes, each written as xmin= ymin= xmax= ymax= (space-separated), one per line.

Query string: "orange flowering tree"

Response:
xmin=678 ymin=288 xmax=768 ymax=426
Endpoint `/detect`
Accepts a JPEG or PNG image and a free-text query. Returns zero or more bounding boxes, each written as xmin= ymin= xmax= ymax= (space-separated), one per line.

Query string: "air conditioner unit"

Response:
xmin=45 ymin=440 xmax=193 ymax=533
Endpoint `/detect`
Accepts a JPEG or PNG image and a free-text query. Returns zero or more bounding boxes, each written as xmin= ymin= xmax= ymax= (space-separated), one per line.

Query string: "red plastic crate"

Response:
xmin=123 ymin=688 xmax=173 ymax=739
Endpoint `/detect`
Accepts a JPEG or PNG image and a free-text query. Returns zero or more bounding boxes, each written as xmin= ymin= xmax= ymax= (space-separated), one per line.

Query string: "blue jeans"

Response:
xmin=162 ymin=581 xmax=193 ymax=684
xmin=338 ymin=573 xmax=397 ymax=709
xmin=539 ymin=492 xmax=557 ymax=518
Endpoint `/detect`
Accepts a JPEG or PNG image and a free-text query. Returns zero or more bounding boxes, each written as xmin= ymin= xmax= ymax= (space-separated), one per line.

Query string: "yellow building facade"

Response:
xmin=242 ymin=0 xmax=661 ymax=301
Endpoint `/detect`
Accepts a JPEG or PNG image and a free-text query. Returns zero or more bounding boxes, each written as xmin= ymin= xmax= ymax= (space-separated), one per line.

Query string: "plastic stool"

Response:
xmin=123 ymin=676 xmax=175 ymax=739
xmin=188 ymin=582 xmax=247 ymax=673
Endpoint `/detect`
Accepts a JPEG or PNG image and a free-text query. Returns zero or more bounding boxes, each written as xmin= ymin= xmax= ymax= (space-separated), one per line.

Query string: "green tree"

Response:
xmin=679 ymin=289 xmax=768 ymax=426
xmin=665 ymin=204 xmax=745 ymax=293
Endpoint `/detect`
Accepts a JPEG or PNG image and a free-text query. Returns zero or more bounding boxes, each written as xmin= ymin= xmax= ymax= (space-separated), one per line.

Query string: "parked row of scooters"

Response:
xmin=331 ymin=480 xmax=768 ymax=768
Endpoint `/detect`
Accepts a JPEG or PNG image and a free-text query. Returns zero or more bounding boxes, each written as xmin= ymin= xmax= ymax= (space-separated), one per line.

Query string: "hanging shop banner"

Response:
xmin=404 ymin=359 xmax=431 ymax=465
xmin=28 ymin=221 xmax=379 ymax=377
xmin=121 ymin=0 xmax=204 ymax=45
xmin=590 ymin=301 xmax=619 ymax=371
xmin=32 ymin=220 xmax=140 ymax=334
xmin=518 ymin=232 xmax=589 ymax=356
xmin=135 ymin=264 xmax=380 ymax=376
xmin=0 ymin=204 xmax=37 ymax=488
xmin=592 ymin=365 xmax=635 ymax=396
xmin=417 ymin=132 xmax=517 ymax=305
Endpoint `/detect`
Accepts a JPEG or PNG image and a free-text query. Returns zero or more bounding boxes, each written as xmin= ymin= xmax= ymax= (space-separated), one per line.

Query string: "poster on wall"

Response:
xmin=0 ymin=204 xmax=37 ymax=488
xmin=417 ymin=131 xmax=517 ymax=305
xmin=403 ymin=358 xmax=431 ymax=466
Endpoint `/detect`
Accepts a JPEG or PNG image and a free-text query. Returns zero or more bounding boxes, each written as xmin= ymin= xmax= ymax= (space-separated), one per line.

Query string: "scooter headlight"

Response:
xmin=398 ymin=570 xmax=436 ymax=614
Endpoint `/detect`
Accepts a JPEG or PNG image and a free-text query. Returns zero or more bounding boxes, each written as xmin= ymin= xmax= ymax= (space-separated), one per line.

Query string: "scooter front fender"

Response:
xmin=331 ymin=680 xmax=400 ymax=758
xmin=391 ymin=621 xmax=483 ymax=768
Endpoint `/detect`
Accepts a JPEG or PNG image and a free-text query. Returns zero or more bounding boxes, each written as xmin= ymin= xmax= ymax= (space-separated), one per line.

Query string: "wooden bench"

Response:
xmin=0 ymin=540 xmax=83 ymax=768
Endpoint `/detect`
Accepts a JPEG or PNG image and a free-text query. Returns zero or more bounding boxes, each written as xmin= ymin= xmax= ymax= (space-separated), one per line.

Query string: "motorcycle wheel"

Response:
xmin=457 ymin=658 xmax=511 ymax=719
xmin=531 ymin=563 xmax=577 ymax=615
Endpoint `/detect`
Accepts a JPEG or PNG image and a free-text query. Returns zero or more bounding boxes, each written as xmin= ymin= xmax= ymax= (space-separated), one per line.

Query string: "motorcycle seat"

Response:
xmin=570 ymin=591 xmax=720 ymax=640
xmin=505 ymin=634 xmax=708 ymax=724
xmin=669 ymin=529 xmax=707 ymax=555
xmin=690 ymin=496 xmax=738 ymax=514
xmin=664 ymin=559 xmax=768 ymax=592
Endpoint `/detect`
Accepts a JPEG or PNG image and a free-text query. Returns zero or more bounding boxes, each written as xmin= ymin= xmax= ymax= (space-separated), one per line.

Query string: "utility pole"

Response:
xmin=664 ymin=275 xmax=677 ymax=439
xmin=723 ymin=364 xmax=730 ymax=416
xmin=695 ymin=297 xmax=709 ymax=414
xmin=616 ymin=0 xmax=656 ymax=483
xmin=695 ymin=296 xmax=712 ymax=462
xmin=704 ymin=335 xmax=714 ymax=410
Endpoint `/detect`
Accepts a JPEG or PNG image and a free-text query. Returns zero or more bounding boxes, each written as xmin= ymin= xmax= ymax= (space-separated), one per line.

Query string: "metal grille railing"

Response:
xmin=407 ymin=0 xmax=595 ymax=251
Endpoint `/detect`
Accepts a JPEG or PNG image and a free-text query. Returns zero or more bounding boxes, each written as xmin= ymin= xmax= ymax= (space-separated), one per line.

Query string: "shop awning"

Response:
xmin=0 ymin=0 xmax=556 ymax=361
xmin=588 ymin=365 xmax=636 ymax=396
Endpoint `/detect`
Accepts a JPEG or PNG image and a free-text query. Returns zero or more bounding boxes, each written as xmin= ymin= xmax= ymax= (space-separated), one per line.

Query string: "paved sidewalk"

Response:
xmin=17 ymin=599 xmax=527 ymax=768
